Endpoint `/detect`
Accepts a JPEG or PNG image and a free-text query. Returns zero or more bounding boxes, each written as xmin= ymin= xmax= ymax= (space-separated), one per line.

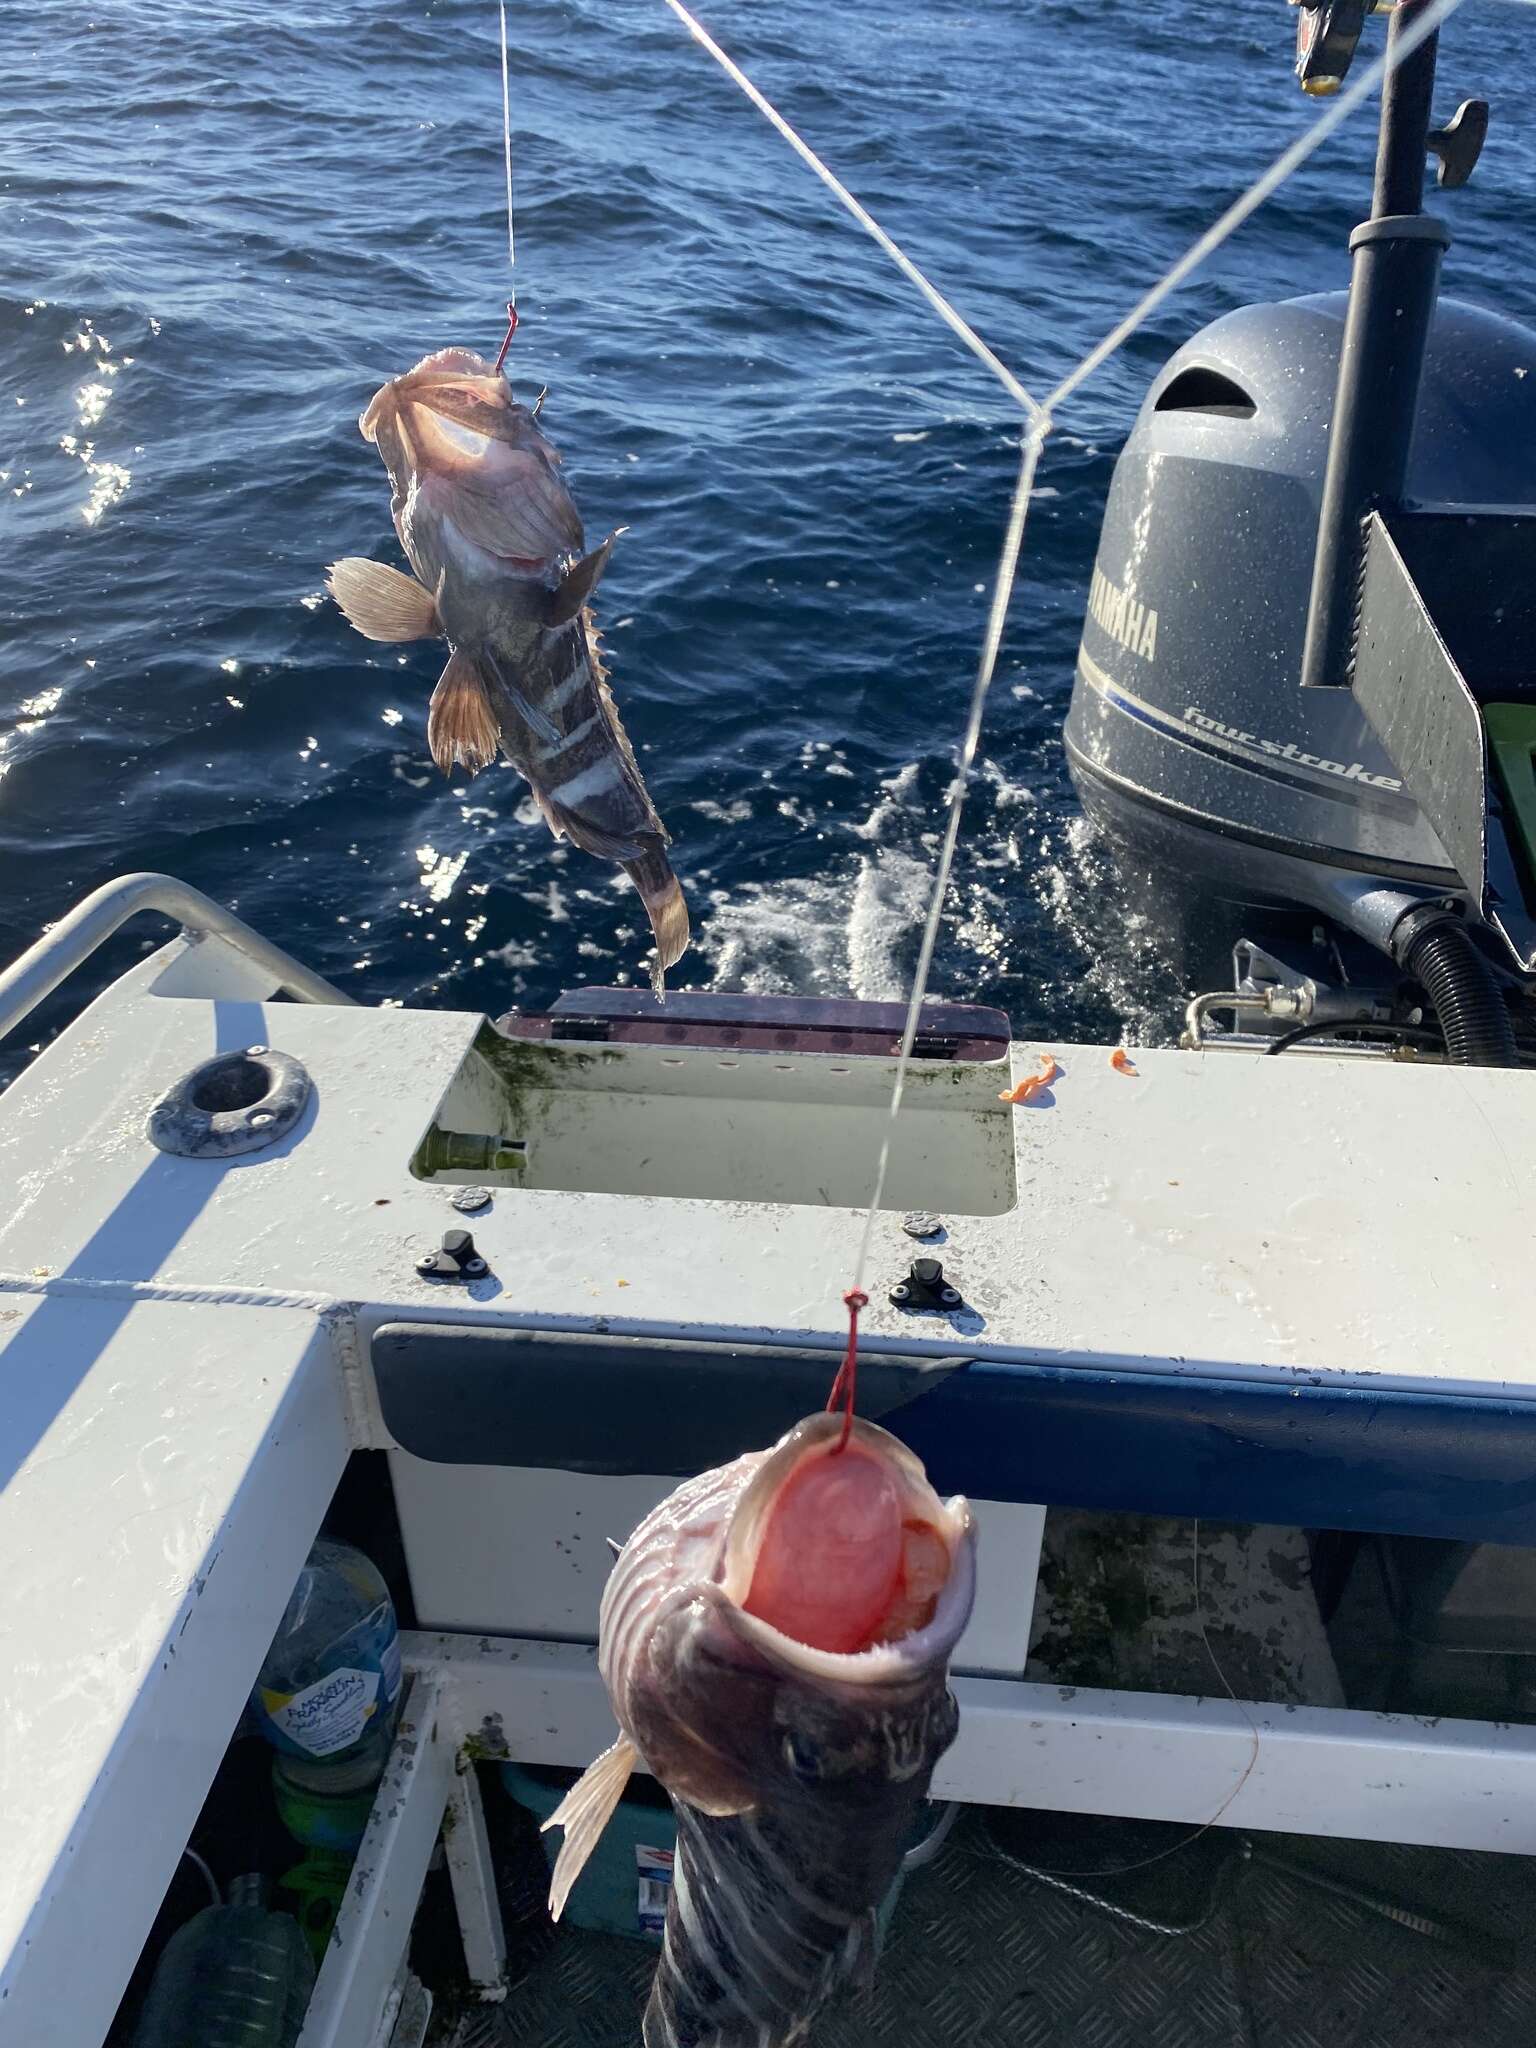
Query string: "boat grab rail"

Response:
xmin=0 ymin=871 xmax=356 ymax=1045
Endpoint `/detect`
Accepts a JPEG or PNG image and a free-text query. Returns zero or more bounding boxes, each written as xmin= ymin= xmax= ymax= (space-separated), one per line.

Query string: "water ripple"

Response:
xmin=1 ymin=0 xmax=1534 ymax=1071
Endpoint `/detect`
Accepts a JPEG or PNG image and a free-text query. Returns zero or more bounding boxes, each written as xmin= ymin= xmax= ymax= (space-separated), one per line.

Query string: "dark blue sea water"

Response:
xmin=3 ymin=0 xmax=1534 ymax=1077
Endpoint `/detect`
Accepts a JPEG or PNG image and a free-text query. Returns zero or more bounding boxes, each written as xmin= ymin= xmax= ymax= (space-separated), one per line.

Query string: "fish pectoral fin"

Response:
xmin=843 ymin=1906 xmax=882 ymax=1993
xmin=326 ymin=557 xmax=440 ymax=641
xmin=543 ymin=1735 xmax=638 ymax=1922
xmin=427 ymin=649 xmax=502 ymax=775
xmin=485 ymin=659 xmax=561 ymax=750
xmin=545 ymin=531 xmax=623 ymax=630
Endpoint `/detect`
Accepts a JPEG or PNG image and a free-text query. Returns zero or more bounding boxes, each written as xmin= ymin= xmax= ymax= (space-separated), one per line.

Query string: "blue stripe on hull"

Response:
xmin=894 ymin=1361 xmax=1536 ymax=1543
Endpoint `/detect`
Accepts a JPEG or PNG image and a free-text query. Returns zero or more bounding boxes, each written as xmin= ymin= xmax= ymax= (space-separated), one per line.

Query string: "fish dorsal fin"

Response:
xmin=426 ymin=649 xmax=502 ymax=775
xmin=327 ymin=557 xmax=440 ymax=642
xmin=543 ymin=1735 xmax=638 ymax=1922
xmin=546 ymin=532 xmax=621 ymax=630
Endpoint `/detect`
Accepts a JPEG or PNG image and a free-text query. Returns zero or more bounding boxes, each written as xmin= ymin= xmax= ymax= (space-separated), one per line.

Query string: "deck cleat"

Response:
xmin=890 ymin=1256 xmax=962 ymax=1312
xmin=415 ymin=1228 xmax=489 ymax=1281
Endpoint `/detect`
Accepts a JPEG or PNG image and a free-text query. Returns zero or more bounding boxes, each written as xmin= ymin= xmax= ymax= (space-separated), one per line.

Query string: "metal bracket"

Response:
xmin=415 ymin=1231 xmax=489 ymax=1282
xmin=0 ymin=872 xmax=353 ymax=1045
xmin=1351 ymin=508 xmax=1536 ymax=970
xmin=1428 ymin=98 xmax=1489 ymax=188
xmin=891 ymin=1257 xmax=963 ymax=1312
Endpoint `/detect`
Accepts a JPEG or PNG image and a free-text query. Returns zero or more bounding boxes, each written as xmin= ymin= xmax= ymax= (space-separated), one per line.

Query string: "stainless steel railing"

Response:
xmin=0 ymin=872 xmax=356 ymax=1043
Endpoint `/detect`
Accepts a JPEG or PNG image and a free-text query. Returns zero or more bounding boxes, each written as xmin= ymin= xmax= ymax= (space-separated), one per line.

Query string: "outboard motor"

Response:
xmin=1065 ymin=0 xmax=1534 ymax=1063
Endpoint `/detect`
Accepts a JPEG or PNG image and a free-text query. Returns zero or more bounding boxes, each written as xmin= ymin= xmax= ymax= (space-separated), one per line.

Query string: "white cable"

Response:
xmin=657 ymin=0 xmax=1040 ymax=422
xmin=1045 ymin=0 xmax=1465 ymax=417
xmin=655 ymin=0 xmax=1472 ymax=1299
xmin=850 ymin=0 xmax=1469 ymax=1288
xmin=499 ymin=0 xmax=516 ymax=283
xmin=852 ymin=419 xmax=1048 ymax=1290
xmin=181 ymin=1845 xmax=221 ymax=1909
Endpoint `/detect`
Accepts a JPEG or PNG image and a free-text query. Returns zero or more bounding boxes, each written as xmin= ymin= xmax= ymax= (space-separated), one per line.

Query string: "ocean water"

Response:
xmin=3 ymin=0 xmax=1534 ymax=1079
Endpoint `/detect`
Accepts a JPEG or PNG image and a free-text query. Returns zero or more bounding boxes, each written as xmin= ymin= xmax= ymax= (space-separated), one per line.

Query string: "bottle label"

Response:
xmin=264 ymin=1666 xmax=380 ymax=1757
xmin=256 ymin=1598 xmax=402 ymax=1761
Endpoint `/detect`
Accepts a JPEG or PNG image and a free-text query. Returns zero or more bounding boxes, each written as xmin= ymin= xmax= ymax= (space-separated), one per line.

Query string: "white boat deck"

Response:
xmin=1 ymin=936 xmax=1530 ymax=1392
xmin=4 ymin=918 xmax=1536 ymax=2044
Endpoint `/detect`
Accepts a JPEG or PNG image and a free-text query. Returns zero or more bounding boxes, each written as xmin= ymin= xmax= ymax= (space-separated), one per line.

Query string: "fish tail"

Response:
xmin=623 ymin=841 xmax=690 ymax=991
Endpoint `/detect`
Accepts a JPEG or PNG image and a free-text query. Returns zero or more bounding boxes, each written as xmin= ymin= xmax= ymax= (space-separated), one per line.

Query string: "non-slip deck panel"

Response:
xmin=372 ymin=1323 xmax=1536 ymax=1543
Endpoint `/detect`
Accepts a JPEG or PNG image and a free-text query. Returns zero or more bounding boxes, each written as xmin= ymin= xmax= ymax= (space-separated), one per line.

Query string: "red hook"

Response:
xmin=493 ymin=300 xmax=518 ymax=375
xmin=825 ymin=1288 xmax=870 ymax=1454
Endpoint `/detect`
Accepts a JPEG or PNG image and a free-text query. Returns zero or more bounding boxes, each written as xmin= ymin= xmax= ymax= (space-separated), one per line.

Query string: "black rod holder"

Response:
xmin=1299 ymin=215 xmax=1449 ymax=691
xmin=1373 ymin=0 xmax=1441 ymax=216
xmin=1299 ymin=0 xmax=1447 ymax=691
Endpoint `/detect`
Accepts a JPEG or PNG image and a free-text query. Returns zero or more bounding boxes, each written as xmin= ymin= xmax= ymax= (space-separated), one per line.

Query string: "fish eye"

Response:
xmin=782 ymin=1731 xmax=824 ymax=1783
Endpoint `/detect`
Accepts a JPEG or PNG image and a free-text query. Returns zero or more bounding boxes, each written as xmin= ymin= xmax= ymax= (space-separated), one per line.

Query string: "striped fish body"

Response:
xmin=327 ymin=347 xmax=688 ymax=988
xmin=549 ymin=1416 xmax=976 ymax=2048
xmin=650 ymin=1789 xmax=934 ymax=2048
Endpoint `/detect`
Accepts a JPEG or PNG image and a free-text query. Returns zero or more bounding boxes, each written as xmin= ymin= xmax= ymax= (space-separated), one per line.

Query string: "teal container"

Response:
xmin=504 ymin=1763 xmax=678 ymax=1942
xmin=504 ymin=1764 xmax=914 ymax=1946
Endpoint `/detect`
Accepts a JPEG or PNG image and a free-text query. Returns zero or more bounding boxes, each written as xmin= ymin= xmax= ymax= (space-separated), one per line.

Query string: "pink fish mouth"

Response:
xmin=358 ymin=349 xmax=509 ymax=446
xmin=719 ymin=1414 xmax=974 ymax=1679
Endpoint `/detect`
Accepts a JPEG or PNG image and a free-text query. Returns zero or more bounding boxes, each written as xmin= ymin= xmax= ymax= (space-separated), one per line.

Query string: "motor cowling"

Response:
xmin=1064 ymin=292 xmax=1536 ymax=909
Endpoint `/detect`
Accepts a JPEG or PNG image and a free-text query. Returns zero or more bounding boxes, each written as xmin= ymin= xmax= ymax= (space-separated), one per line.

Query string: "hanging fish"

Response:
xmin=548 ymin=1413 xmax=976 ymax=2047
xmin=327 ymin=347 xmax=688 ymax=988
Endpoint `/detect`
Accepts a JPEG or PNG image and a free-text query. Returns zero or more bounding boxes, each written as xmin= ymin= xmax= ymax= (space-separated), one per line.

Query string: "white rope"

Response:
xmin=652 ymin=0 xmax=1470 ymax=1297
xmin=852 ymin=419 xmax=1048 ymax=1285
xmin=1044 ymin=0 xmax=1466 ymax=418
xmin=846 ymin=0 xmax=1466 ymax=1291
xmin=499 ymin=0 xmax=516 ymax=285
xmin=657 ymin=0 xmax=1040 ymax=422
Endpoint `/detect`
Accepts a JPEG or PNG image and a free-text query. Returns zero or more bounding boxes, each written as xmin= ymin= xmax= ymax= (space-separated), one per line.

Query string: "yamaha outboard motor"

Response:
xmin=1065 ymin=0 xmax=1535 ymax=1063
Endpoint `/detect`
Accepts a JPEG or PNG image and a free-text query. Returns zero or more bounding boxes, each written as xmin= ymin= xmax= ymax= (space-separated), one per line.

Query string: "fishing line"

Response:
xmin=493 ymin=0 xmax=519 ymax=371
xmin=1043 ymin=0 xmax=1467 ymax=419
xmin=499 ymin=0 xmax=516 ymax=278
xmin=824 ymin=1286 xmax=871 ymax=1451
xmin=842 ymin=0 xmax=1467 ymax=1308
xmin=849 ymin=420 xmax=1049 ymax=1293
xmin=652 ymin=0 xmax=1470 ymax=1343
xmin=656 ymin=0 xmax=1040 ymax=422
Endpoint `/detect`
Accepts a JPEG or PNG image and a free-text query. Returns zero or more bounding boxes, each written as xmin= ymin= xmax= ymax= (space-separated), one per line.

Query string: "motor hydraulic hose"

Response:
xmin=1399 ymin=914 xmax=1518 ymax=1067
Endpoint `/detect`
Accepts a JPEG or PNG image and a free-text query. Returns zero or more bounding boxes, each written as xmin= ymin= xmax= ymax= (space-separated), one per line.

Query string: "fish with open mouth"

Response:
xmin=326 ymin=347 xmax=688 ymax=988
xmin=547 ymin=1412 xmax=976 ymax=2046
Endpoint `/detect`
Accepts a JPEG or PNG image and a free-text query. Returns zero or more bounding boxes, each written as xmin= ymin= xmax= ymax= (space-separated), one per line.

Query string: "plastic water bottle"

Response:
xmin=130 ymin=1876 xmax=313 ymax=2048
xmin=251 ymin=1538 xmax=402 ymax=1796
